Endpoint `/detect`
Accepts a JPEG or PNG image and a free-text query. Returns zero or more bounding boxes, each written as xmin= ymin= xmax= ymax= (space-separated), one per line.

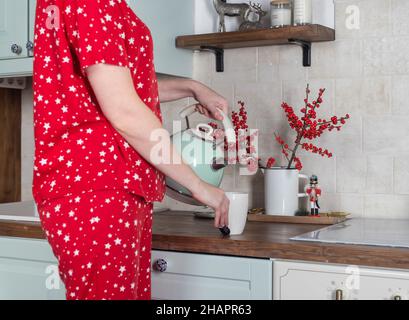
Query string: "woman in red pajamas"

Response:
xmin=33 ymin=0 xmax=230 ymax=300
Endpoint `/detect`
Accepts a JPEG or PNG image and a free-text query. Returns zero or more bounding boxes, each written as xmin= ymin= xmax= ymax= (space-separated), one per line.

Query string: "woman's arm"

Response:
xmin=158 ymin=78 xmax=229 ymax=121
xmin=157 ymin=78 xmax=196 ymax=102
xmin=86 ymin=64 xmax=229 ymax=228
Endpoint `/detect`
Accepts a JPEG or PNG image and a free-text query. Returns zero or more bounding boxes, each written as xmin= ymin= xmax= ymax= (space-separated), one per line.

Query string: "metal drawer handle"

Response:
xmin=154 ymin=259 xmax=167 ymax=272
xmin=335 ymin=289 xmax=343 ymax=300
xmin=11 ymin=44 xmax=23 ymax=55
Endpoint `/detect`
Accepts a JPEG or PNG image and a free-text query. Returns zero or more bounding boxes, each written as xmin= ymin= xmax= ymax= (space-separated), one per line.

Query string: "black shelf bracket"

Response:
xmin=200 ymin=46 xmax=224 ymax=72
xmin=288 ymin=39 xmax=312 ymax=67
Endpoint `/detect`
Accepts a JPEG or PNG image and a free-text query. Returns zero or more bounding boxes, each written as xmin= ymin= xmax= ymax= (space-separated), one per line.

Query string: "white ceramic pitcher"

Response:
xmin=264 ymin=168 xmax=309 ymax=216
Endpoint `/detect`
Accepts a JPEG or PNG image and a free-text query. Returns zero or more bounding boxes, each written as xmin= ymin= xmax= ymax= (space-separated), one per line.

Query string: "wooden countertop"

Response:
xmin=1 ymin=211 xmax=409 ymax=270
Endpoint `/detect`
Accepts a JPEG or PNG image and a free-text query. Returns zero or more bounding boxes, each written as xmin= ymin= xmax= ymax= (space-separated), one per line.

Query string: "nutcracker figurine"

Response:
xmin=305 ymin=175 xmax=322 ymax=216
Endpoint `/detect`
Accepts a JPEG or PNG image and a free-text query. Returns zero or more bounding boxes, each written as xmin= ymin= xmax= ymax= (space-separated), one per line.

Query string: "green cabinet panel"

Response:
xmin=0 ymin=238 xmax=272 ymax=300
xmin=0 ymin=237 xmax=65 ymax=300
xmin=152 ymin=250 xmax=273 ymax=300
xmin=0 ymin=0 xmax=29 ymax=60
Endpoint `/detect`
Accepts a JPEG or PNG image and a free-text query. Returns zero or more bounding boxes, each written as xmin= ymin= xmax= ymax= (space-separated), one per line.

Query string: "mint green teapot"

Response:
xmin=166 ymin=104 xmax=236 ymax=205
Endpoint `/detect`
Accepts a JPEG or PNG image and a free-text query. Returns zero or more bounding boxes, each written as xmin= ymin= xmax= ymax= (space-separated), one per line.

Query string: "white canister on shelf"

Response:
xmin=270 ymin=0 xmax=292 ymax=28
xmin=293 ymin=0 xmax=312 ymax=25
xmin=312 ymin=0 xmax=335 ymax=29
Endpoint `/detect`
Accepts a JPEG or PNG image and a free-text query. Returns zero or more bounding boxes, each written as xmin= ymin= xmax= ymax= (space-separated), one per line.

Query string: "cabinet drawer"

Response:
xmin=152 ymin=250 xmax=272 ymax=300
xmin=274 ymin=260 xmax=409 ymax=300
xmin=0 ymin=237 xmax=65 ymax=300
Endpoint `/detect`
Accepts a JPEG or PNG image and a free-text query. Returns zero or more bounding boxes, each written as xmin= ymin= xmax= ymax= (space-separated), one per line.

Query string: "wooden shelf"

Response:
xmin=175 ymin=24 xmax=335 ymax=71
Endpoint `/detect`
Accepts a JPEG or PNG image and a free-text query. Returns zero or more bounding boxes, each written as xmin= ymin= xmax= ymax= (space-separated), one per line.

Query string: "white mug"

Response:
xmin=226 ymin=192 xmax=249 ymax=235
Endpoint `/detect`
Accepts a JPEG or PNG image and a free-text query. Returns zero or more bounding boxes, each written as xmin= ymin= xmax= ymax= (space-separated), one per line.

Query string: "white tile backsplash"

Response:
xmin=391 ymin=0 xmax=409 ymax=36
xmin=365 ymin=156 xmax=394 ymax=194
xmin=257 ymin=47 xmax=280 ymax=83
xmin=364 ymin=116 xmax=409 ymax=154
xmin=364 ymin=194 xmax=409 ymax=219
xmin=391 ymin=75 xmax=409 ymax=114
xmin=210 ymin=48 xmax=258 ymax=83
xmin=333 ymin=39 xmax=362 ymax=78
xmin=336 ymin=156 xmax=367 ymax=193
xmin=393 ymin=156 xmax=409 ymax=195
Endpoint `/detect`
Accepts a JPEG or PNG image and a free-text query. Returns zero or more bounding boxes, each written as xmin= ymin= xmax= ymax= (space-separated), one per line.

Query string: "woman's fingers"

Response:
xmin=214 ymin=209 xmax=221 ymax=228
xmin=218 ymin=103 xmax=229 ymax=117
xmin=221 ymin=199 xmax=229 ymax=228
xmin=195 ymin=104 xmax=204 ymax=114
xmin=196 ymin=102 xmax=228 ymax=122
xmin=196 ymin=104 xmax=211 ymax=118
xmin=214 ymin=109 xmax=223 ymax=121
xmin=224 ymin=199 xmax=230 ymax=227
xmin=205 ymin=104 xmax=223 ymax=121
xmin=216 ymin=198 xmax=229 ymax=228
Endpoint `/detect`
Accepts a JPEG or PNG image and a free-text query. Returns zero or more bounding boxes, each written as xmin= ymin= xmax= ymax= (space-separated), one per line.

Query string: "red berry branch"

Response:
xmin=270 ymin=84 xmax=350 ymax=171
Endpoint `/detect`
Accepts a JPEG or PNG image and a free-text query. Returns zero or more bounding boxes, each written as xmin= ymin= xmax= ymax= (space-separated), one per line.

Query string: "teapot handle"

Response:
xmin=179 ymin=104 xmax=236 ymax=145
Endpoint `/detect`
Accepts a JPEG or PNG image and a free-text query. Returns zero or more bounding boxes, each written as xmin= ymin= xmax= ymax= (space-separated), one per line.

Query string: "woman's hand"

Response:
xmin=192 ymin=82 xmax=229 ymax=121
xmin=191 ymin=180 xmax=230 ymax=228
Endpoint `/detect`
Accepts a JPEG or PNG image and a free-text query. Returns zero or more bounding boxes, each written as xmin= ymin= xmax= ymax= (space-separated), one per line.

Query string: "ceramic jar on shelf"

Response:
xmin=270 ymin=0 xmax=292 ymax=28
xmin=293 ymin=0 xmax=312 ymax=25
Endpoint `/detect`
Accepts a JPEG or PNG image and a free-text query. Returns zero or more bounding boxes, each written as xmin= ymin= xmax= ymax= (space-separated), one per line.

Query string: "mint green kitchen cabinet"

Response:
xmin=0 ymin=0 xmax=193 ymax=78
xmin=0 ymin=0 xmax=34 ymax=77
xmin=0 ymin=0 xmax=29 ymax=60
xmin=152 ymin=250 xmax=273 ymax=300
xmin=0 ymin=239 xmax=272 ymax=300
xmin=0 ymin=237 xmax=65 ymax=300
xmin=128 ymin=0 xmax=194 ymax=77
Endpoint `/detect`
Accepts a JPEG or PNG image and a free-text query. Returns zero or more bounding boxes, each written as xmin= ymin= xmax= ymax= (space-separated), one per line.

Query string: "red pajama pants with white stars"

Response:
xmin=37 ymin=190 xmax=153 ymax=300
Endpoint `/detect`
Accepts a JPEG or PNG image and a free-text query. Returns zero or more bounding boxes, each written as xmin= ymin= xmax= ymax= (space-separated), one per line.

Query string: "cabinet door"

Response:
xmin=128 ymin=0 xmax=193 ymax=77
xmin=0 ymin=0 xmax=29 ymax=60
xmin=0 ymin=237 xmax=65 ymax=300
xmin=152 ymin=250 xmax=272 ymax=300
xmin=274 ymin=260 xmax=409 ymax=300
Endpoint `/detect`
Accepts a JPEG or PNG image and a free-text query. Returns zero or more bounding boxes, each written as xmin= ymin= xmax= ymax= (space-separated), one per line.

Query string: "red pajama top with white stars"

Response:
xmin=33 ymin=0 xmax=166 ymax=204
